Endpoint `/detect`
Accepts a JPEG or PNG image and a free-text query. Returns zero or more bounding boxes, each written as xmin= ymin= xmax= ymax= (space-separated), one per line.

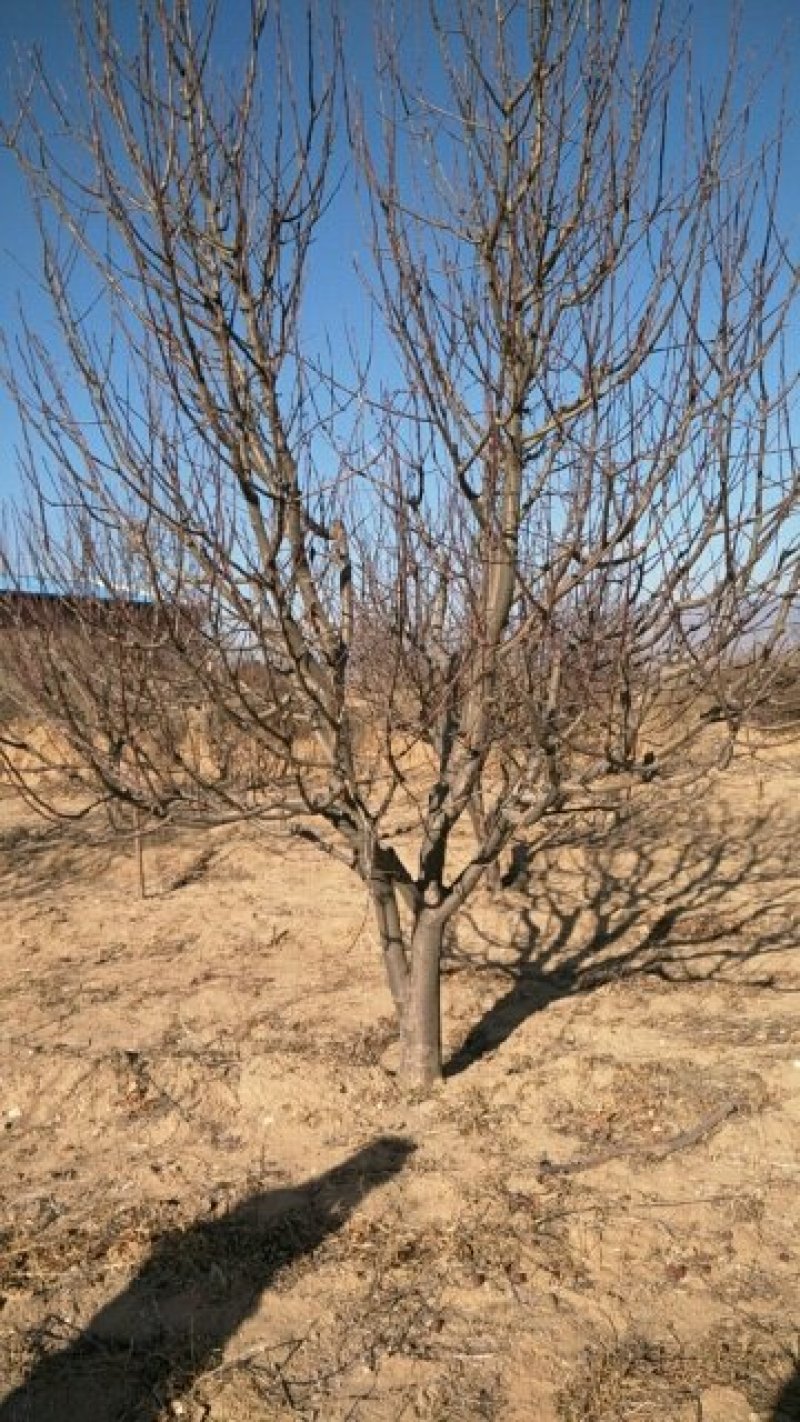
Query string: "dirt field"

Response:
xmin=1 ymin=745 xmax=799 ymax=1421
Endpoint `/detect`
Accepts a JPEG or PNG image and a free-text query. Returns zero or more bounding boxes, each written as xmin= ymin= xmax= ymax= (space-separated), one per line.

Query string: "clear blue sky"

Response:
xmin=0 ymin=0 xmax=798 ymax=504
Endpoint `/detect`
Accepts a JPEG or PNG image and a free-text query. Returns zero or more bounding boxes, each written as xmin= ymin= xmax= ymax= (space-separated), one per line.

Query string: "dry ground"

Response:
xmin=0 ymin=745 xmax=799 ymax=1420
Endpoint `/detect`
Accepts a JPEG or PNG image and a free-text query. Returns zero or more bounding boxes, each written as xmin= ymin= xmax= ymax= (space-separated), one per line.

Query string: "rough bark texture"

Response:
xmin=399 ymin=916 xmax=444 ymax=1090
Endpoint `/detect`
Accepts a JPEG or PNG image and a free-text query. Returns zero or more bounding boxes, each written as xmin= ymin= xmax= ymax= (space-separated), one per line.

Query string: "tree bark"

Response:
xmin=399 ymin=912 xmax=444 ymax=1089
xmin=370 ymin=876 xmax=409 ymax=1017
xmin=467 ymin=794 xmax=502 ymax=893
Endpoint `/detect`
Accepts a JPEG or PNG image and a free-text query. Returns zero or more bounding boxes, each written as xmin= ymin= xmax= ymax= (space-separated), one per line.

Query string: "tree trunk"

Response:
xmin=399 ymin=913 xmax=444 ymax=1089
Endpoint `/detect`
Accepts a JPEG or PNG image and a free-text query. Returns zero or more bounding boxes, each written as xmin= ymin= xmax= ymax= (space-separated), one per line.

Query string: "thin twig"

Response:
xmin=134 ymin=805 xmax=146 ymax=899
xmin=537 ymin=1101 xmax=740 ymax=1177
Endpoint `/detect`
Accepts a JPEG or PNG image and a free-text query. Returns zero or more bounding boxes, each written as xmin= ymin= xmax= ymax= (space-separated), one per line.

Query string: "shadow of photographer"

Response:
xmin=0 ymin=1135 xmax=414 ymax=1422
xmin=771 ymin=1363 xmax=800 ymax=1421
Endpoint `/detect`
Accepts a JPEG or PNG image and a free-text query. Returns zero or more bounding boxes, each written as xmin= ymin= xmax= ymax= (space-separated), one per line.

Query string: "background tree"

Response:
xmin=1 ymin=0 xmax=798 ymax=1087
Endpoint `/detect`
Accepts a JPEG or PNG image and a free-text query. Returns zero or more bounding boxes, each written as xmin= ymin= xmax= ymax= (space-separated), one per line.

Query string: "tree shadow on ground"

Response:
xmin=0 ymin=813 xmax=131 ymax=902
xmin=446 ymin=798 xmax=800 ymax=1078
xmin=0 ymin=806 xmax=225 ymax=904
xmin=0 ymin=1136 xmax=413 ymax=1422
xmin=772 ymin=1364 xmax=800 ymax=1421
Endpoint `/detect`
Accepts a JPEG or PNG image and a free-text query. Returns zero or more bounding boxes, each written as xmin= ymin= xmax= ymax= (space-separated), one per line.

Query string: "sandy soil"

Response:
xmin=0 ymin=748 xmax=799 ymax=1420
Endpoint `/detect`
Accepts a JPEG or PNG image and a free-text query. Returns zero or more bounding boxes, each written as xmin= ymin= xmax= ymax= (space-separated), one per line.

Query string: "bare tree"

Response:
xmin=1 ymin=0 xmax=798 ymax=1086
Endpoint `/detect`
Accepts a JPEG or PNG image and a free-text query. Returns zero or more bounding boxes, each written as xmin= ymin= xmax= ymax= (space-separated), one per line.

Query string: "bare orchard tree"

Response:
xmin=1 ymin=0 xmax=798 ymax=1086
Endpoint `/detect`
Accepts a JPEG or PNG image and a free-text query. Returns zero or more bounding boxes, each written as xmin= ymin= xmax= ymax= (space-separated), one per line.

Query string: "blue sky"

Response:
xmin=1 ymin=0 xmax=799 ymax=506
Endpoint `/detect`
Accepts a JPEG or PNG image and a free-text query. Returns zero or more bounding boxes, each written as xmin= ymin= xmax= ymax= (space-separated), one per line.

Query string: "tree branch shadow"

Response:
xmin=446 ymin=799 xmax=799 ymax=1079
xmin=0 ymin=1136 xmax=414 ymax=1422
xmin=0 ymin=815 xmax=127 ymax=902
